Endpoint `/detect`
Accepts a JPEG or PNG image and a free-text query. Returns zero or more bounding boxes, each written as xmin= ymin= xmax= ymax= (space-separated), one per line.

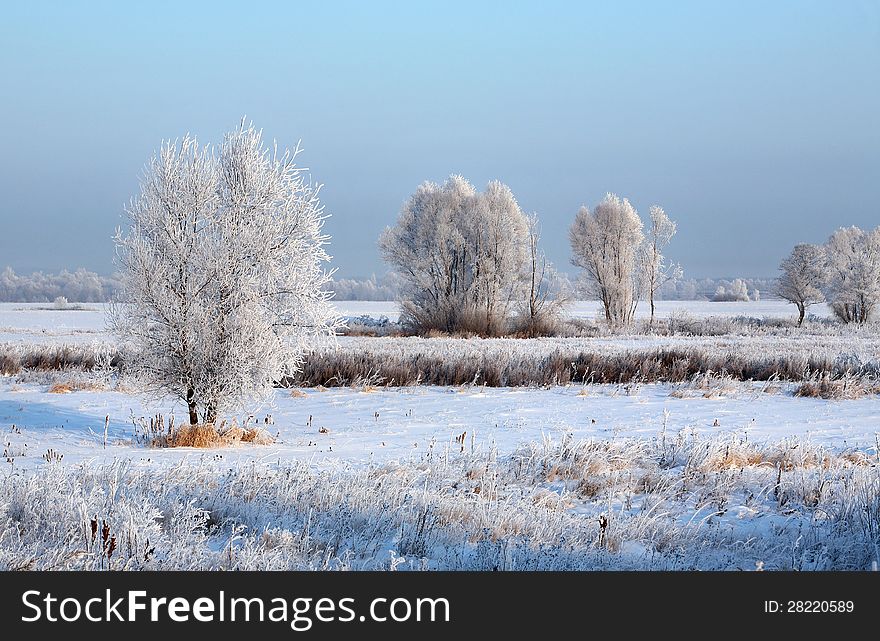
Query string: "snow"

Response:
xmin=336 ymin=299 xmax=833 ymax=322
xmin=3 ymin=380 xmax=877 ymax=473
xmin=0 ymin=302 xmax=874 ymax=471
xmin=0 ymin=299 xmax=833 ymax=344
xmin=1 ymin=304 xmax=877 ymax=570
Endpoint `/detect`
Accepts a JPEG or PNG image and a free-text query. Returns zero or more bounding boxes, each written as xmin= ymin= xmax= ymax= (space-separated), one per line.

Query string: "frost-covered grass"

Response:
xmin=1 ymin=433 xmax=877 ymax=570
xmin=296 ymin=334 xmax=880 ymax=387
xmin=3 ymin=321 xmax=880 ymax=387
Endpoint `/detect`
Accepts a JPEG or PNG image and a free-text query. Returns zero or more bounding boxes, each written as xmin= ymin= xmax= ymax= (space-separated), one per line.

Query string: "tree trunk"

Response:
xmin=186 ymin=387 xmax=199 ymax=424
xmin=649 ymin=293 xmax=656 ymax=328
xmin=797 ymin=303 xmax=805 ymax=327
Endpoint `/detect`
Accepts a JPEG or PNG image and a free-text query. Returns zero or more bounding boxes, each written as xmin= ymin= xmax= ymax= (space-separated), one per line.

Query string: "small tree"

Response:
xmin=641 ymin=206 xmax=682 ymax=327
xmin=776 ymin=243 xmax=826 ymax=326
xmin=379 ymin=175 xmax=530 ymax=335
xmin=518 ymin=214 xmax=570 ymax=335
xmin=824 ymin=226 xmax=880 ymax=324
xmin=569 ymin=193 xmax=644 ymax=327
xmin=111 ymin=121 xmax=340 ymax=425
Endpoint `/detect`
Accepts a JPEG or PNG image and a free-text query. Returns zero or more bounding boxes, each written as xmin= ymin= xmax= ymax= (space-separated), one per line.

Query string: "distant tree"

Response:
xmin=518 ymin=214 xmax=570 ymax=334
xmin=712 ymin=279 xmax=750 ymax=302
xmin=111 ymin=121 xmax=339 ymax=425
xmin=379 ymin=175 xmax=530 ymax=335
xmin=0 ymin=266 xmax=120 ymax=302
xmin=569 ymin=193 xmax=644 ymax=326
xmin=330 ymin=275 xmax=398 ymax=301
xmin=823 ymin=226 xmax=880 ymax=324
xmin=641 ymin=205 xmax=682 ymax=326
xmin=776 ymin=243 xmax=826 ymax=326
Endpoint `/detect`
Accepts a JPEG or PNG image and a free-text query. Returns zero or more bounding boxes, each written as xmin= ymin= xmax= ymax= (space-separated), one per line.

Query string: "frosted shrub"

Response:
xmin=380 ymin=176 xmax=531 ymax=336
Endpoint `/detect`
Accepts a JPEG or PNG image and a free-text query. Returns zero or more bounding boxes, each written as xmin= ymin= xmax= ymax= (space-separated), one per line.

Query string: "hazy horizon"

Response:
xmin=1 ymin=1 xmax=878 ymax=280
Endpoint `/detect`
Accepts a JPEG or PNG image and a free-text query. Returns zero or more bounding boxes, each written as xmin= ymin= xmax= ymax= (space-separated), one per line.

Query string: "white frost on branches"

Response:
xmin=824 ymin=226 xmax=880 ymax=324
xmin=641 ymin=206 xmax=682 ymax=325
xmin=111 ymin=121 xmax=340 ymax=424
xmin=379 ymin=175 xmax=531 ymax=335
xmin=776 ymin=243 xmax=826 ymax=326
xmin=569 ymin=194 xmax=645 ymax=327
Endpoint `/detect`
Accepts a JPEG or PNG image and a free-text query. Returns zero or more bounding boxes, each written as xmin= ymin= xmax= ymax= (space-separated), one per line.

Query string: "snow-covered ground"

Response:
xmin=1 ymin=304 xmax=878 ymax=571
xmin=337 ymin=299 xmax=833 ymax=323
xmin=3 ymin=378 xmax=879 ymax=571
xmin=2 ymin=379 xmax=878 ymax=472
xmin=0 ymin=299 xmax=832 ymax=344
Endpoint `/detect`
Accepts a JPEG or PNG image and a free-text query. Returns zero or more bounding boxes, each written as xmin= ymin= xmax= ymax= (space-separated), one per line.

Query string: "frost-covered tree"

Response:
xmin=111 ymin=121 xmax=340 ymax=425
xmin=518 ymin=214 xmax=570 ymax=334
xmin=641 ymin=205 xmax=682 ymax=326
xmin=730 ymin=279 xmax=750 ymax=302
xmin=379 ymin=175 xmax=530 ymax=335
xmin=823 ymin=226 xmax=880 ymax=324
xmin=712 ymin=279 xmax=750 ymax=302
xmin=776 ymin=243 xmax=826 ymax=326
xmin=569 ymin=193 xmax=645 ymax=326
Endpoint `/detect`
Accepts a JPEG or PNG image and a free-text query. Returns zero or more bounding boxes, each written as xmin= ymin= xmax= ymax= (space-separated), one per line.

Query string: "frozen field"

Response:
xmin=337 ymin=299 xmax=834 ymax=323
xmin=0 ymin=299 xmax=832 ymax=344
xmin=2 ymin=379 xmax=879 ymax=472
xmin=1 ymin=303 xmax=878 ymax=571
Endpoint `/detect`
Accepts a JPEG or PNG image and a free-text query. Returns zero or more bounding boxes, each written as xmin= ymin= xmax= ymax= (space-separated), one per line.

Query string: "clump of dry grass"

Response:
xmin=699 ymin=441 xmax=766 ymax=471
xmin=166 ymin=423 xmax=230 ymax=448
xmin=132 ymin=413 xmax=276 ymax=448
xmin=165 ymin=424 xmax=276 ymax=448
xmin=240 ymin=427 xmax=276 ymax=445
xmin=669 ymin=371 xmax=741 ymax=399
xmin=794 ymin=372 xmax=880 ymax=399
xmin=47 ymin=380 xmax=107 ymax=394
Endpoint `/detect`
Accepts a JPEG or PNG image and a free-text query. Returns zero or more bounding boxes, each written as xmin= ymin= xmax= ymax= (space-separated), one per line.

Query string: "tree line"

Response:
xmin=93 ymin=121 xmax=880 ymax=425
xmin=777 ymin=228 xmax=880 ymax=326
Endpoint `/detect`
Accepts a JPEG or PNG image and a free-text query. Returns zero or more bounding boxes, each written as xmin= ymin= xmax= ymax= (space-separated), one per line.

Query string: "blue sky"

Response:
xmin=0 ymin=0 xmax=877 ymax=277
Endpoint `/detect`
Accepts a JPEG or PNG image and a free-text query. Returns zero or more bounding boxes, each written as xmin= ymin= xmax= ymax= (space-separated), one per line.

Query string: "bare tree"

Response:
xmin=824 ymin=226 xmax=880 ymax=324
xmin=111 ymin=121 xmax=340 ymax=425
xmin=776 ymin=243 xmax=826 ymax=326
xmin=569 ymin=193 xmax=645 ymax=327
xmin=641 ymin=205 xmax=682 ymax=327
xmin=379 ymin=175 xmax=530 ymax=335
xmin=518 ymin=214 xmax=570 ymax=335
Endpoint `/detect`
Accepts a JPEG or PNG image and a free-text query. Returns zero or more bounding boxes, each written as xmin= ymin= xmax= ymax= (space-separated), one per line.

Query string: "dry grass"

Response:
xmin=166 ymin=423 xmax=231 ymax=448
xmin=794 ymin=373 xmax=880 ymax=399
xmin=165 ymin=424 xmax=276 ymax=448
xmin=240 ymin=427 xmax=276 ymax=445
xmin=669 ymin=372 xmax=740 ymax=399
xmin=2 ymin=432 xmax=879 ymax=570
xmin=47 ymin=380 xmax=107 ymax=394
xmin=700 ymin=442 xmax=767 ymax=471
xmin=132 ymin=414 xmax=276 ymax=448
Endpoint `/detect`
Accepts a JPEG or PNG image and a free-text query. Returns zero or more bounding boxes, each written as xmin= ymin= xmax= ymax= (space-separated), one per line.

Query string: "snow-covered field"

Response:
xmin=1 ymin=303 xmax=878 ymax=570
xmin=336 ymin=299 xmax=834 ymax=323
xmin=4 ymin=380 xmax=879 ymax=471
xmin=0 ymin=299 xmax=832 ymax=344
